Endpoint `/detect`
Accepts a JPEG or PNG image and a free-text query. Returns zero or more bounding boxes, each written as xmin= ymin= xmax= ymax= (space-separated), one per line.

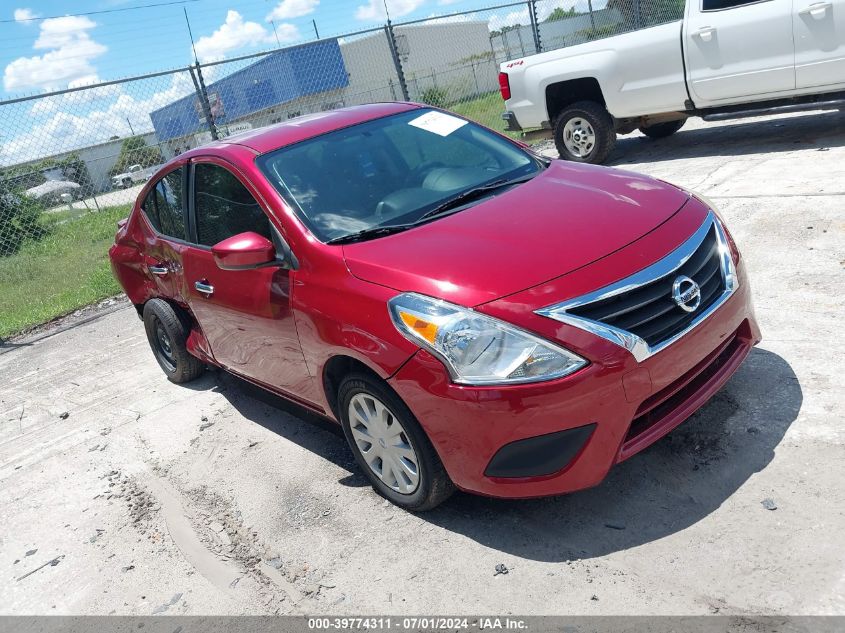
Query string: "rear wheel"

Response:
xmin=554 ymin=100 xmax=616 ymax=164
xmin=639 ymin=119 xmax=686 ymax=139
xmin=338 ymin=373 xmax=454 ymax=511
xmin=142 ymin=299 xmax=205 ymax=384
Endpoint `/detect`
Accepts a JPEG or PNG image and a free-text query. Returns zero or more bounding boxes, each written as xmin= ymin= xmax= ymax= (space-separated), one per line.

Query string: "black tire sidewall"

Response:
xmin=554 ymin=101 xmax=616 ymax=164
xmin=142 ymin=299 xmax=204 ymax=384
xmin=338 ymin=374 xmax=448 ymax=511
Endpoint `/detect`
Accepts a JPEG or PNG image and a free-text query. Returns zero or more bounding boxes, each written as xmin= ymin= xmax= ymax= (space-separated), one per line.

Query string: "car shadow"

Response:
xmin=188 ymin=346 xmax=799 ymax=561
xmin=608 ymin=110 xmax=845 ymax=166
xmin=420 ymin=347 xmax=800 ymax=561
xmin=185 ymin=370 xmax=371 ymax=488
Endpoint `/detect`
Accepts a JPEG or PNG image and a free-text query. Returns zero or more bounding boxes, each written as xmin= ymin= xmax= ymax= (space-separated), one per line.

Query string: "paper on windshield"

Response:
xmin=408 ymin=111 xmax=468 ymax=137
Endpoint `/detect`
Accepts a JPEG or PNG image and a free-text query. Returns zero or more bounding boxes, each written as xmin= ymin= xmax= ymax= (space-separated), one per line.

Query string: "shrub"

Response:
xmin=419 ymin=86 xmax=449 ymax=109
xmin=0 ymin=186 xmax=47 ymax=256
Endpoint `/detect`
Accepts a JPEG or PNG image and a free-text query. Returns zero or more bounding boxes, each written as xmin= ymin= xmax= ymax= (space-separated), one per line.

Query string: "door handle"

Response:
xmin=693 ymin=26 xmax=716 ymax=42
xmin=800 ymin=2 xmax=831 ymax=17
xmin=148 ymin=264 xmax=168 ymax=276
xmin=194 ymin=281 xmax=214 ymax=296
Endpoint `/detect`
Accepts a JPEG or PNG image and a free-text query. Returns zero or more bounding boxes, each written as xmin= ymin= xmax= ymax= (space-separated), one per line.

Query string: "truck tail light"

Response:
xmin=498 ymin=72 xmax=511 ymax=101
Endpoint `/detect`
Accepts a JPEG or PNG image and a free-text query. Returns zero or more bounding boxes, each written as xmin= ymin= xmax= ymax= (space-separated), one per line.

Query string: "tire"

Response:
xmin=338 ymin=373 xmax=454 ymax=511
xmin=142 ymin=299 xmax=205 ymax=384
xmin=554 ymin=100 xmax=616 ymax=164
xmin=639 ymin=119 xmax=686 ymax=139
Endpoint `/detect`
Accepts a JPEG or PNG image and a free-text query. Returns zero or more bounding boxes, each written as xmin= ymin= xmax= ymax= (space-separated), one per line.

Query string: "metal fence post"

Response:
xmin=190 ymin=65 xmax=218 ymax=140
xmin=384 ymin=22 xmax=410 ymax=102
xmin=528 ymin=0 xmax=543 ymax=54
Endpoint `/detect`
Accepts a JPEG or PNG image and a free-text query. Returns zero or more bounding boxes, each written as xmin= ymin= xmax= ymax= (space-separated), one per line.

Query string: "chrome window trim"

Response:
xmin=535 ymin=211 xmax=738 ymax=363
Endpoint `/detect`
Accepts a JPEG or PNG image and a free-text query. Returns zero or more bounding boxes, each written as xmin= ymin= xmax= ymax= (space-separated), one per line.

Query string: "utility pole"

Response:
xmin=270 ymin=20 xmax=282 ymax=47
xmin=126 ymin=117 xmax=135 ymax=136
xmin=184 ymin=7 xmax=200 ymax=64
xmin=184 ymin=8 xmax=218 ymax=140
xmin=312 ymin=19 xmax=319 ymax=39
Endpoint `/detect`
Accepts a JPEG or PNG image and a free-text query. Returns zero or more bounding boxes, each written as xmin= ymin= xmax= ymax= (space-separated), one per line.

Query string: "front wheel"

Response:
xmin=554 ymin=100 xmax=616 ymax=164
xmin=338 ymin=373 xmax=454 ymax=511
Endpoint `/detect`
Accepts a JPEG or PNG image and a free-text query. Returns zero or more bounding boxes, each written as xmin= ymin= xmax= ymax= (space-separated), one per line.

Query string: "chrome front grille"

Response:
xmin=536 ymin=212 xmax=738 ymax=362
xmin=567 ymin=224 xmax=724 ymax=346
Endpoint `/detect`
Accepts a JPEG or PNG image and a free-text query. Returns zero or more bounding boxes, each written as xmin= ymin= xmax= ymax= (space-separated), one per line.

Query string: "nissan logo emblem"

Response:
xmin=672 ymin=275 xmax=701 ymax=313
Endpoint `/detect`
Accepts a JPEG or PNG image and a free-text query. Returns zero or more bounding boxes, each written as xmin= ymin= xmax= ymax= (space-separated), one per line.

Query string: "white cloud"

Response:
xmin=29 ymin=98 xmax=58 ymax=117
xmin=3 ymin=16 xmax=107 ymax=92
xmin=437 ymin=0 xmax=461 ymax=5
xmin=34 ymin=15 xmax=99 ymax=49
xmin=355 ymin=0 xmax=426 ymax=21
xmin=13 ymin=7 xmax=39 ymax=22
xmin=266 ymin=0 xmax=319 ymax=21
xmin=269 ymin=22 xmax=301 ymax=44
xmin=194 ymin=10 xmax=281 ymax=62
xmin=28 ymin=76 xmax=120 ymax=117
xmin=3 ymin=73 xmax=197 ymax=166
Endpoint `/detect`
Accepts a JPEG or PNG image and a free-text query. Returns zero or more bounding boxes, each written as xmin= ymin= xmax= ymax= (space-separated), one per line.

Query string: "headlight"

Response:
xmin=388 ymin=293 xmax=587 ymax=385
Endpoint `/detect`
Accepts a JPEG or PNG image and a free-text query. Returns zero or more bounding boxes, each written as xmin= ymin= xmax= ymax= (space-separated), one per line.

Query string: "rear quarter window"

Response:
xmin=140 ymin=168 xmax=186 ymax=241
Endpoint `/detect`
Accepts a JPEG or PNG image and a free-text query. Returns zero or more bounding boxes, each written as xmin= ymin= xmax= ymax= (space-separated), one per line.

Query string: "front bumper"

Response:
xmin=388 ymin=262 xmax=760 ymax=499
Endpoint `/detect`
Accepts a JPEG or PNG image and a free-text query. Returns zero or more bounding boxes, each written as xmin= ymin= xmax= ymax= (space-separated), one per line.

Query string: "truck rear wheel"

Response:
xmin=639 ymin=119 xmax=686 ymax=139
xmin=554 ymin=101 xmax=616 ymax=164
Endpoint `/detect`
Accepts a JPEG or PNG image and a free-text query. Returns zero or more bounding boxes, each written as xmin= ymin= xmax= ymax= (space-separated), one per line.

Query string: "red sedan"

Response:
xmin=109 ymin=103 xmax=760 ymax=510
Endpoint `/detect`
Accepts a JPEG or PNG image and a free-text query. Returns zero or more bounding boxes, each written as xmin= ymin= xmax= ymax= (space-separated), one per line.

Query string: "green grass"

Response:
xmin=41 ymin=206 xmax=97 ymax=227
xmin=450 ymin=91 xmax=520 ymax=139
xmin=0 ymin=205 xmax=129 ymax=339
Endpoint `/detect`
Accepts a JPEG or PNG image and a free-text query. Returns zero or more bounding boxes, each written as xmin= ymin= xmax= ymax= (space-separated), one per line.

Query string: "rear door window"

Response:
xmin=140 ymin=168 xmax=186 ymax=241
xmin=193 ymin=163 xmax=272 ymax=247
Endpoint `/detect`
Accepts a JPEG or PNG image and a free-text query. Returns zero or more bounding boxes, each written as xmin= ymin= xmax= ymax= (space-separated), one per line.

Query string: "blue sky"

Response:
xmin=0 ymin=0 xmax=576 ymax=164
xmin=0 ymin=0 xmax=546 ymax=98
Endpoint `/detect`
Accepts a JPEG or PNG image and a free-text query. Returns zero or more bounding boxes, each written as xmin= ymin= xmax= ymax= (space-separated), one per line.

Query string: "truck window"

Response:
xmin=702 ymin=0 xmax=763 ymax=10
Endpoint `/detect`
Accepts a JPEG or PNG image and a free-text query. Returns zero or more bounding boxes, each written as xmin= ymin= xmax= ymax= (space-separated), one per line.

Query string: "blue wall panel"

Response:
xmin=151 ymin=39 xmax=348 ymax=142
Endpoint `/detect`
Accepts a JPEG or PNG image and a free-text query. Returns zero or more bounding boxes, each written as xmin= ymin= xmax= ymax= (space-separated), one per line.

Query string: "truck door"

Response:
xmin=793 ymin=0 xmax=845 ymax=89
xmin=684 ymin=0 xmax=796 ymax=106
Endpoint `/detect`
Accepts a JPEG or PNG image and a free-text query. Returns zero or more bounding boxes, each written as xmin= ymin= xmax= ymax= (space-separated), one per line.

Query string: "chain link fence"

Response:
xmin=0 ymin=0 xmax=684 ymax=336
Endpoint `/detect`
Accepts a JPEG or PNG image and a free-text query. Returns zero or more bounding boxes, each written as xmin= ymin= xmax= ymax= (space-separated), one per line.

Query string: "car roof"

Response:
xmin=188 ymin=102 xmax=423 ymax=157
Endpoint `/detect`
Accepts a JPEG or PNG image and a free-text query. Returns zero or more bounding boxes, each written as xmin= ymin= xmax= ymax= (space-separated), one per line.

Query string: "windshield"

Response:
xmin=256 ymin=108 xmax=541 ymax=243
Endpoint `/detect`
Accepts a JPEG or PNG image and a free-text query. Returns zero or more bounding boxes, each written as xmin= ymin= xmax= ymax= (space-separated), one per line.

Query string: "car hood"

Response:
xmin=342 ymin=161 xmax=691 ymax=307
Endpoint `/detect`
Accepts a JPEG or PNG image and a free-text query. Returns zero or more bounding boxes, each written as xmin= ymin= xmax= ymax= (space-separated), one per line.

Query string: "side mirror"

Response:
xmin=212 ymin=232 xmax=277 ymax=271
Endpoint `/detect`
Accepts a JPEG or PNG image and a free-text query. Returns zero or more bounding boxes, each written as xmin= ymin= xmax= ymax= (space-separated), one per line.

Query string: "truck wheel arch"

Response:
xmin=545 ymin=78 xmax=607 ymax=127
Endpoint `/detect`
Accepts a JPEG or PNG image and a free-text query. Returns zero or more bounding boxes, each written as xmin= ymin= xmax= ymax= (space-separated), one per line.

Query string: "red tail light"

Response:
xmin=498 ymin=72 xmax=511 ymax=101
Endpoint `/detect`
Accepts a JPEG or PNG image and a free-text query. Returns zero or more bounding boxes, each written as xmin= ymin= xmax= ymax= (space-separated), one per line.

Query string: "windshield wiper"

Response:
xmin=326 ymin=223 xmax=415 ymax=245
xmin=416 ymin=174 xmax=538 ymax=222
xmin=325 ymin=174 xmax=538 ymax=245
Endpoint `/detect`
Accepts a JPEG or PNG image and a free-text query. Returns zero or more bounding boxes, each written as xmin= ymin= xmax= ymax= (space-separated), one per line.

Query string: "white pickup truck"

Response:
xmin=499 ymin=0 xmax=845 ymax=163
xmin=112 ymin=164 xmax=154 ymax=189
